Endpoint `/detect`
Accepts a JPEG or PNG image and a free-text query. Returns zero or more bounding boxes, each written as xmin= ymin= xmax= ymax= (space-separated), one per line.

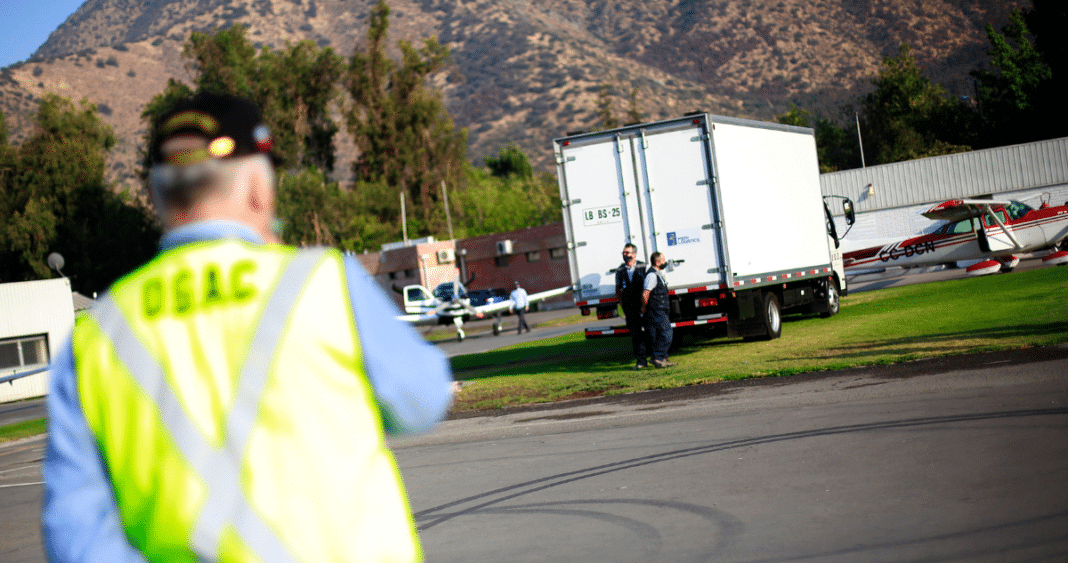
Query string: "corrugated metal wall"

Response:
xmin=0 ymin=278 xmax=76 ymax=403
xmin=821 ymin=137 xmax=1068 ymax=212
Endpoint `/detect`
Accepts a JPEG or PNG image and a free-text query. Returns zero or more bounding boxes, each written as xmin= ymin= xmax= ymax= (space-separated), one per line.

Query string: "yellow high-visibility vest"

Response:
xmin=72 ymin=239 xmax=421 ymax=562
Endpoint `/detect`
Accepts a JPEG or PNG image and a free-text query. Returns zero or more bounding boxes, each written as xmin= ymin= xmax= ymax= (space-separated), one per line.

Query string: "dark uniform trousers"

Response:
xmin=616 ymin=263 xmax=648 ymax=364
xmin=644 ymin=271 xmax=672 ymax=361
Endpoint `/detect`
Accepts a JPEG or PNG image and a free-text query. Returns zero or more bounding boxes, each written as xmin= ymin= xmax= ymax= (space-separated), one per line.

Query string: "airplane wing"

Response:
xmin=396 ymin=299 xmax=467 ymax=324
xmin=0 ymin=365 xmax=51 ymax=384
xmin=922 ymin=199 xmax=1015 ymax=221
xmin=472 ymin=285 xmax=572 ymax=315
xmin=397 ymin=311 xmax=441 ymax=324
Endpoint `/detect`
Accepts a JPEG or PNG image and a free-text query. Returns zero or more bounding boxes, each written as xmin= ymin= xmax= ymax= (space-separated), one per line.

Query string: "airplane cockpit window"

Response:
xmin=432 ymin=283 xmax=468 ymax=300
xmin=955 ymin=219 xmax=976 ymax=234
xmin=433 ymin=284 xmax=455 ymax=300
xmin=984 ymin=209 xmax=1008 ymax=226
xmin=1005 ymin=200 xmax=1033 ymax=220
xmin=406 ymin=287 xmax=424 ymax=301
xmin=939 ymin=219 xmax=977 ymax=235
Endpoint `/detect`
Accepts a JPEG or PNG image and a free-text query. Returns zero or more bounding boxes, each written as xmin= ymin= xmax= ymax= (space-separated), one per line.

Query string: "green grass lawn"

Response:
xmin=0 ymin=418 xmax=46 ymax=443
xmin=4 ymin=267 xmax=1065 ymax=438
xmin=450 ymin=267 xmax=1068 ymax=411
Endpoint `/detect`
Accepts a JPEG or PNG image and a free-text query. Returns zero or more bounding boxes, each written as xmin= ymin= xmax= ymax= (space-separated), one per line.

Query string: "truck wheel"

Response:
xmin=819 ymin=280 xmax=840 ymax=318
xmin=760 ymin=292 xmax=782 ymax=340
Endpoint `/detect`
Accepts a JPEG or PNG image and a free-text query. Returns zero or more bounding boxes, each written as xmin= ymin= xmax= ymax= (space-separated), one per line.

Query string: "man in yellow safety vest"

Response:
xmin=42 ymin=92 xmax=454 ymax=562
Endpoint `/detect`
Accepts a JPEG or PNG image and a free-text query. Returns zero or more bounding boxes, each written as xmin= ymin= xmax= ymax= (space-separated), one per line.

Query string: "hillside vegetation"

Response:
xmin=0 ymin=0 xmax=1028 ymax=188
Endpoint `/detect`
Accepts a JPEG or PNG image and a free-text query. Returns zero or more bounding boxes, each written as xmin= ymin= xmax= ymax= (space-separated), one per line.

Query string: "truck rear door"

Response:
xmin=556 ymin=134 xmax=647 ymax=303
xmin=636 ymin=119 xmax=725 ymax=289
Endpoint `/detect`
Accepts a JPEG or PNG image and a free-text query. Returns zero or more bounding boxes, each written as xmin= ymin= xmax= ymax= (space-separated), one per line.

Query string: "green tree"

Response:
xmin=141 ymin=25 xmax=343 ymax=173
xmin=451 ymin=169 xmax=561 ymax=236
xmin=1 ymin=95 xmax=158 ymax=292
xmin=595 ymin=83 xmax=620 ymax=130
xmin=276 ymin=169 xmax=405 ymax=253
xmin=813 ymin=115 xmax=861 ymax=173
xmin=484 ymin=145 xmax=533 ymax=179
xmin=775 ymin=106 xmax=809 ymax=127
xmin=344 ymin=0 xmax=467 ymax=238
xmin=860 ymin=45 xmax=972 ymax=164
xmin=625 ymin=87 xmax=645 ymax=124
xmin=276 ymin=168 xmax=354 ymax=247
xmin=972 ymin=9 xmax=1055 ymax=145
xmin=0 ymin=112 xmax=15 ymax=224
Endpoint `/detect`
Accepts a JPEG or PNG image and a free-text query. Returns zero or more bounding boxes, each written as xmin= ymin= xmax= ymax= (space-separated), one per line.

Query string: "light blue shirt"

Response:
xmin=509 ymin=287 xmax=529 ymax=309
xmin=644 ymin=267 xmax=666 ymax=291
xmin=42 ymin=221 xmax=454 ymax=562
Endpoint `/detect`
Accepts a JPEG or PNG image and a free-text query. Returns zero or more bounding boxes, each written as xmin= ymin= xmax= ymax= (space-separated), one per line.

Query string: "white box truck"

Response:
xmin=554 ymin=113 xmax=854 ymax=340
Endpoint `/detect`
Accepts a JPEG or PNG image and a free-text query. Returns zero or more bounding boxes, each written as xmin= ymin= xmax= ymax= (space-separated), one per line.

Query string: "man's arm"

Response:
xmin=344 ymin=257 xmax=454 ymax=435
xmin=42 ymin=341 xmax=149 ymax=563
xmin=641 ymin=268 xmax=659 ymax=315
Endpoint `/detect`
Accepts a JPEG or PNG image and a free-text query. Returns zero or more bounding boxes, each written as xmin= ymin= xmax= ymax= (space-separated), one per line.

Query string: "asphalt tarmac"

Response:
xmin=5 ymin=347 xmax=1066 ymax=562
xmin=400 ymin=346 xmax=1068 ymax=562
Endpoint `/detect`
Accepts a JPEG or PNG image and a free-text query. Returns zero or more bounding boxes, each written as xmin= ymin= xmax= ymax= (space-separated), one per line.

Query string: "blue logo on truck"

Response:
xmin=666 ymin=231 xmax=699 ymax=247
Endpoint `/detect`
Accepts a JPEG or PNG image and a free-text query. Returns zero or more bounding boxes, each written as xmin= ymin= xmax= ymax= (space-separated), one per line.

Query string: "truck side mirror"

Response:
xmin=842 ymin=199 xmax=856 ymax=225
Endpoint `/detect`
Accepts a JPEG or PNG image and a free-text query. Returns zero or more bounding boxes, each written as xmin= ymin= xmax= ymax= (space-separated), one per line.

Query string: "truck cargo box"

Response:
xmin=555 ymin=113 xmax=851 ymax=340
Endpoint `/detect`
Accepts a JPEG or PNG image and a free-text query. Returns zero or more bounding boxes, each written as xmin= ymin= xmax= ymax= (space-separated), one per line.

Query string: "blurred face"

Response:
xmin=622 ymin=247 xmax=637 ymax=265
xmin=655 ymin=255 xmax=667 ymax=269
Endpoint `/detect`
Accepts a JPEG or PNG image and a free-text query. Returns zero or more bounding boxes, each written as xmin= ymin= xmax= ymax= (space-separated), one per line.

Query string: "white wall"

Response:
xmin=0 ymin=278 xmax=75 ymax=403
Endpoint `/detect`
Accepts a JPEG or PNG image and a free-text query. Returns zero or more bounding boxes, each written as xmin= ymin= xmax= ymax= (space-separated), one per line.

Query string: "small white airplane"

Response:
xmin=397 ymin=279 xmax=571 ymax=341
xmin=844 ymin=194 xmax=1068 ymax=276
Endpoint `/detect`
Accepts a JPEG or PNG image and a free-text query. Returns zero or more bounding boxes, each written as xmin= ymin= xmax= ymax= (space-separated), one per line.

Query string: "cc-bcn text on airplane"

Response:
xmin=880 ymin=241 xmax=937 ymax=262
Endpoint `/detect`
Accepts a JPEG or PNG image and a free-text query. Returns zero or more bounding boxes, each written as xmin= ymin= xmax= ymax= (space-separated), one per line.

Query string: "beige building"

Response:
xmin=353 ymin=223 xmax=573 ymax=310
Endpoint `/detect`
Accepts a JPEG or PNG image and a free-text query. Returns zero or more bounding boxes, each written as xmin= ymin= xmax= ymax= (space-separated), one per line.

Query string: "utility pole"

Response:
xmin=855 ymin=112 xmax=866 ymax=168
xmin=441 ymin=180 xmax=454 ymax=240
xmin=400 ymin=191 xmax=408 ymax=242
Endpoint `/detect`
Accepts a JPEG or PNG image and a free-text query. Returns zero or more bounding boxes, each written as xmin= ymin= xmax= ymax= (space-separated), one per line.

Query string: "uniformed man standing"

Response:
xmin=615 ymin=243 xmax=648 ymax=369
xmin=42 ymin=93 xmax=454 ymax=563
xmin=641 ymin=252 xmax=676 ymax=368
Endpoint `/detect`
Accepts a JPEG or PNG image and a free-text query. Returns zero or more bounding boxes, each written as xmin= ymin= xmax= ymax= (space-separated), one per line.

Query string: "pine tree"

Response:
xmin=344 ymin=0 xmax=467 ymax=237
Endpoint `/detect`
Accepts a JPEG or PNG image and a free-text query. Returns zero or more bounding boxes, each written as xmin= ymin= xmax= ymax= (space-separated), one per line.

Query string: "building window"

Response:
xmin=526 ymin=251 xmax=541 ymax=263
xmin=388 ymin=271 xmax=398 ymax=280
xmin=495 ymin=256 xmax=510 ymax=267
xmin=549 ymin=247 xmax=567 ymax=260
xmin=404 ymin=268 xmax=417 ymax=278
xmin=0 ymin=334 xmax=49 ymax=371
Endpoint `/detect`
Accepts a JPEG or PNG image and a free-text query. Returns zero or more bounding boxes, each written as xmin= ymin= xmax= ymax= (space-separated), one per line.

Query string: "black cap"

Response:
xmin=150 ymin=92 xmax=280 ymax=167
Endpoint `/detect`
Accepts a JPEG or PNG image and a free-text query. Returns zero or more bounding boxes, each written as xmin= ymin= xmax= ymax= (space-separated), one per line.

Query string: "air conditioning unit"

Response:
xmin=496 ymin=240 xmax=514 ymax=255
xmin=436 ymin=248 xmax=455 ymax=264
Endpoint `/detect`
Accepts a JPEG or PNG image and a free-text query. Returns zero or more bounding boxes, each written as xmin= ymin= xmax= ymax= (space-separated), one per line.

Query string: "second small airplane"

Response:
xmin=844 ymin=195 xmax=1068 ymax=276
xmin=398 ymin=280 xmax=571 ymax=341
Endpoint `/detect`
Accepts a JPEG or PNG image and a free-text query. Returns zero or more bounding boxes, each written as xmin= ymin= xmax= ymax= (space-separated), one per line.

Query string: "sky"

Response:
xmin=0 ymin=0 xmax=86 ymax=68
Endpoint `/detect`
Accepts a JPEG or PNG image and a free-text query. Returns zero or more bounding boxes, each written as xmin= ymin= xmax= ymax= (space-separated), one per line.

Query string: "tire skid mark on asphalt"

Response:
xmin=414 ymin=406 xmax=1068 ymax=532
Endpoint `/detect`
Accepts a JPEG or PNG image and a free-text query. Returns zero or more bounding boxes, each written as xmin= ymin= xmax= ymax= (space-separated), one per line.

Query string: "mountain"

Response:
xmin=0 ymin=0 xmax=1029 ymax=189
